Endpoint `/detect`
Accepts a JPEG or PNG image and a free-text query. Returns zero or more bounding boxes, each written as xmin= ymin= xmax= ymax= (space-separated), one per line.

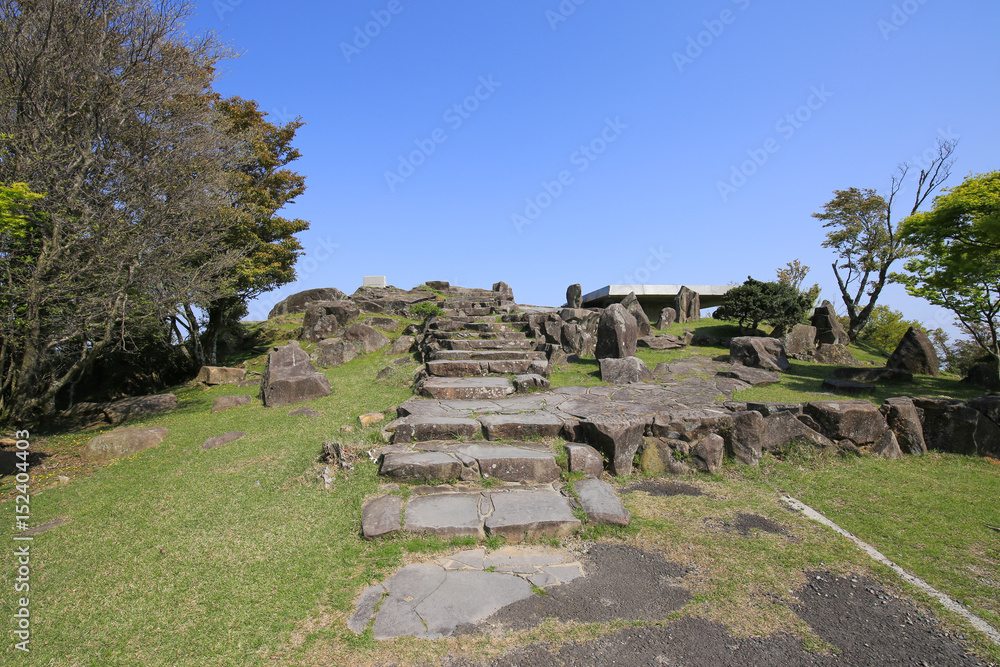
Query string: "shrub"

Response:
xmin=713 ymin=277 xmax=812 ymax=334
xmin=410 ymin=302 xmax=444 ymax=319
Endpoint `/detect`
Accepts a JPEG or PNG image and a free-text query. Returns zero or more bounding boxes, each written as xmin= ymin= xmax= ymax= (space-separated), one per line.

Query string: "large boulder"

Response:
xmin=595 ymin=303 xmax=638 ymax=360
xmin=311 ymin=338 xmax=360 ymax=368
xmin=832 ymin=367 xmax=913 ymax=384
xmin=102 ymin=394 xmax=178 ymax=424
xmin=691 ymin=433 xmax=725 ymax=474
xmin=260 ymin=341 xmax=332 ymax=407
xmin=724 ymin=410 xmax=765 ymax=465
xmin=811 ymin=301 xmax=850 ymax=345
xmin=620 ymin=292 xmax=651 ymax=337
xmin=963 ymin=363 xmax=1000 ymax=391
xmin=301 ymin=300 xmax=361 ymax=342
xmin=83 ymin=426 xmax=169 ymax=462
xmin=566 ymin=283 xmax=583 ymax=309
xmin=580 ymin=415 xmax=649 ymax=476
xmin=803 ymin=401 xmax=890 ymax=445
xmin=880 ymin=397 xmax=926 ymax=455
xmin=652 ymin=408 xmax=734 ymax=442
xmin=341 ymin=323 xmax=390 ymax=354
xmin=675 ymin=286 xmax=700 ymax=323
xmin=760 ymin=412 xmax=837 ymax=454
xmin=782 ymin=324 xmax=817 ymax=356
xmin=599 ymin=356 xmax=654 ymax=384
xmin=886 ymin=327 xmax=940 ymax=376
xmin=729 ymin=337 xmax=791 ymax=372
xmin=813 ymin=344 xmax=862 ymax=367
xmin=492 ymin=281 xmax=515 ymax=303
xmin=969 ymin=395 xmax=1000 ymax=428
xmin=912 ymin=398 xmax=1000 ymax=457
xmin=268 ymin=288 xmax=347 ymax=319
xmin=657 ymin=307 xmax=677 ymax=329
xmin=560 ymin=323 xmax=596 ymax=356
xmin=564 ymin=443 xmax=604 ymax=478
xmin=195 ymin=366 xmax=247 ymax=386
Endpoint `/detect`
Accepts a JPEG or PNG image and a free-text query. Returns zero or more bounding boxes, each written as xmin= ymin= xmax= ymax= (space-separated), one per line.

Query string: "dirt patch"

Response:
xmin=625 ymin=480 xmax=705 ymax=497
xmin=452 ymin=571 xmax=991 ymax=666
xmin=456 ymin=543 xmax=691 ymax=634
xmin=730 ymin=512 xmax=788 ymax=536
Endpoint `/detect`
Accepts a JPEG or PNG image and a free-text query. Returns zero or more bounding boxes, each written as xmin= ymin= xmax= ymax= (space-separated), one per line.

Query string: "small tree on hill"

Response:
xmin=776 ymin=259 xmax=821 ymax=309
xmin=713 ymin=277 xmax=812 ymax=334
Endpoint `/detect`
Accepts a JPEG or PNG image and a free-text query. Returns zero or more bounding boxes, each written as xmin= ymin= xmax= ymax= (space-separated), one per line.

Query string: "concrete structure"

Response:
xmin=363 ymin=275 xmax=387 ymax=288
xmin=580 ymin=285 xmax=732 ymax=320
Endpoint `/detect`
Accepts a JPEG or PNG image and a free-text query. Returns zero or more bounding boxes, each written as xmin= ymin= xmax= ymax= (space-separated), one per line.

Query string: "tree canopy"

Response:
xmin=896 ymin=171 xmax=1000 ymax=379
xmin=713 ymin=277 xmax=812 ymax=334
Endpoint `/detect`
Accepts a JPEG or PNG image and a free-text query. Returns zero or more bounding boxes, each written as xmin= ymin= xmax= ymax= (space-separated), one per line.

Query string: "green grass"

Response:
xmin=3 ymin=315 xmax=999 ymax=665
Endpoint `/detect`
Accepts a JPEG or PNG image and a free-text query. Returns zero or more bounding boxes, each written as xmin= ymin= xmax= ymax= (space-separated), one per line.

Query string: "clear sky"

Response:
xmin=187 ymin=0 xmax=999 ymax=336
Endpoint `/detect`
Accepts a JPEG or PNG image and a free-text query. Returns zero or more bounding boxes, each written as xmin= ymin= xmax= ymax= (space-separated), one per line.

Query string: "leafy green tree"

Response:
xmin=775 ymin=259 xmax=820 ymax=309
xmin=814 ymin=139 xmax=957 ymax=341
xmin=856 ymin=305 xmax=925 ymax=353
xmin=713 ymin=277 xmax=812 ymax=334
xmin=896 ymin=171 xmax=1000 ymax=383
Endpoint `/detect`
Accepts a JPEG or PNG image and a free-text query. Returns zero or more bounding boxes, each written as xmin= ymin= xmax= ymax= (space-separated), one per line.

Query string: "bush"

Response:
xmin=410 ymin=302 xmax=445 ymax=319
xmin=713 ymin=277 xmax=812 ymax=334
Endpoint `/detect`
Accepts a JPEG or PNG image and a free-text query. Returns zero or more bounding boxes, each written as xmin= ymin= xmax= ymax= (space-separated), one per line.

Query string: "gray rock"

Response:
xmin=811 ymin=301 xmax=850 ymax=345
xmin=725 ymin=411 xmax=765 ymax=465
xmin=363 ymin=316 xmax=398 ymax=332
xmin=389 ymin=336 xmax=416 ymax=355
xmin=820 ymin=378 xmax=876 ymax=395
xmin=566 ymin=283 xmax=583 ymax=309
xmin=637 ymin=334 xmax=685 ymax=350
xmin=479 ymin=412 xmax=563 ymax=441
xmin=880 ymin=397 xmax=926 ymax=456
xmin=268 ymin=287 xmax=347 ymax=319
xmin=342 ymin=323 xmax=391 ymax=354
xmin=657 ymin=307 xmax=677 ymax=329
xmin=963 ymin=363 xmax=1000 ymax=390
xmin=565 ymin=443 xmax=604 ymax=478
xmin=782 ymin=324 xmax=817 ymax=355
xmin=380 ymin=452 xmax=463 ymax=481
xmin=595 ymin=303 xmax=638 ymax=360
xmin=418 ymin=377 xmax=515 ymax=400
xmin=259 ymin=341 xmax=332 ymax=407
xmin=311 ymin=338 xmax=360 ymax=368
xmin=887 ymin=326 xmax=940 ymax=376
xmin=716 ymin=365 xmax=780 ymax=386
xmin=457 ymin=444 xmax=561 ymax=483
xmin=599 ymin=356 xmax=654 ymax=384
xmin=691 ymin=433 xmax=725 ymax=474
xmin=514 ymin=374 xmax=550 ymax=393
xmin=573 ymin=478 xmax=630 ymax=526
xmin=621 ymin=292 xmax=651 ymax=337
xmin=83 ymin=426 xmax=169 ymax=462
xmin=201 ymin=431 xmax=245 ymax=451
xmin=813 ymin=343 xmax=862 ymax=367
xmin=492 ymin=281 xmax=515 ymax=303
xmin=403 ymin=493 xmax=484 ymax=539
xmin=760 ymin=412 xmax=836 ymax=454
xmin=195 ymin=366 xmax=247 ymax=385
xmin=651 ymin=408 xmax=734 ymax=442
xmin=425 ymin=281 xmax=450 ymax=290
xmin=969 ymin=394 xmax=1000 ymax=427
xmin=803 ymin=401 xmax=889 ymax=445
xmin=870 ymin=429 xmax=902 ymax=459
xmin=581 ymin=415 xmax=649 ymax=476
xmin=832 ymin=367 xmax=914 ymax=384
xmin=675 ymin=286 xmax=701 ymax=323
xmin=485 ymin=489 xmax=581 ymax=542
xmin=560 ymin=322 xmax=597 ymax=356
xmin=392 ymin=417 xmax=483 ymax=443
xmin=102 ymin=393 xmax=178 ymax=424
xmin=288 ymin=407 xmax=321 ymax=418
xmin=638 ymin=437 xmax=691 ymax=476
xmin=912 ymin=398 xmax=1000 ymax=457
xmin=211 ymin=395 xmax=252 ymax=413
xmin=301 ymin=300 xmax=360 ymax=342
xmin=729 ymin=337 xmax=791 ymax=372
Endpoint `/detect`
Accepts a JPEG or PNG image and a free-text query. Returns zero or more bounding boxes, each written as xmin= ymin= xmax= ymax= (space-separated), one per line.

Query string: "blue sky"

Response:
xmin=189 ymin=1 xmax=999 ymax=336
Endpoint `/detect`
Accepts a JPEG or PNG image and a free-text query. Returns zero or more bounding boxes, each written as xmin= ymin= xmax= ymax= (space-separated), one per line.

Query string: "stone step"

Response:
xmin=418 ymin=377 xmax=515 ymax=400
xmin=440 ymin=338 xmax=533 ymax=350
xmin=478 ymin=412 xmax=564 ymax=441
xmin=426 ymin=359 xmax=542 ymax=377
xmin=429 ymin=350 xmax=545 ymax=362
xmin=463 ymin=321 xmax=528 ymax=333
xmin=366 ymin=486 xmax=582 ymax=543
xmin=441 ymin=308 xmax=494 ymax=318
xmin=380 ymin=442 xmax=561 ymax=483
xmin=392 ymin=416 xmax=483 ymax=443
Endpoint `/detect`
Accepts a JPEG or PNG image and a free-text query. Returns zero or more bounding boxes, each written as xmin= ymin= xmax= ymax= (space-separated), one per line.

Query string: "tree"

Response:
xmin=194 ymin=96 xmax=309 ymax=366
xmin=0 ymin=0 xmax=239 ymax=420
xmin=713 ymin=277 xmax=812 ymax=334
xmin=775 ymin=259 xmax=820 ymax=309
xmin=814 ymin=139 xmax=957 ymax=341
xmin=896 ymin=171 xmax=1000 ymax=384
xmin=856 ymin=305 xmax=926 ymax=353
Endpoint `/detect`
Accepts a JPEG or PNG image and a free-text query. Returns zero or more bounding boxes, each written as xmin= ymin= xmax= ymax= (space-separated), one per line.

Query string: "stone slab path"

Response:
xmin=349 ymin=546 xmax=585 ymax=639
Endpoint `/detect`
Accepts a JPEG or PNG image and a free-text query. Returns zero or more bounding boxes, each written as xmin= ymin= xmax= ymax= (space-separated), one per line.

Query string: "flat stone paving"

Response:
xmin=349 ymin=546 xmax=585 ymax=639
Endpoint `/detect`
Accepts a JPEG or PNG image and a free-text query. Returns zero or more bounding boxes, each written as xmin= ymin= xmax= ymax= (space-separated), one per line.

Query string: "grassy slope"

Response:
xmin=1 ymin=315 xmax=998 ymax=665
